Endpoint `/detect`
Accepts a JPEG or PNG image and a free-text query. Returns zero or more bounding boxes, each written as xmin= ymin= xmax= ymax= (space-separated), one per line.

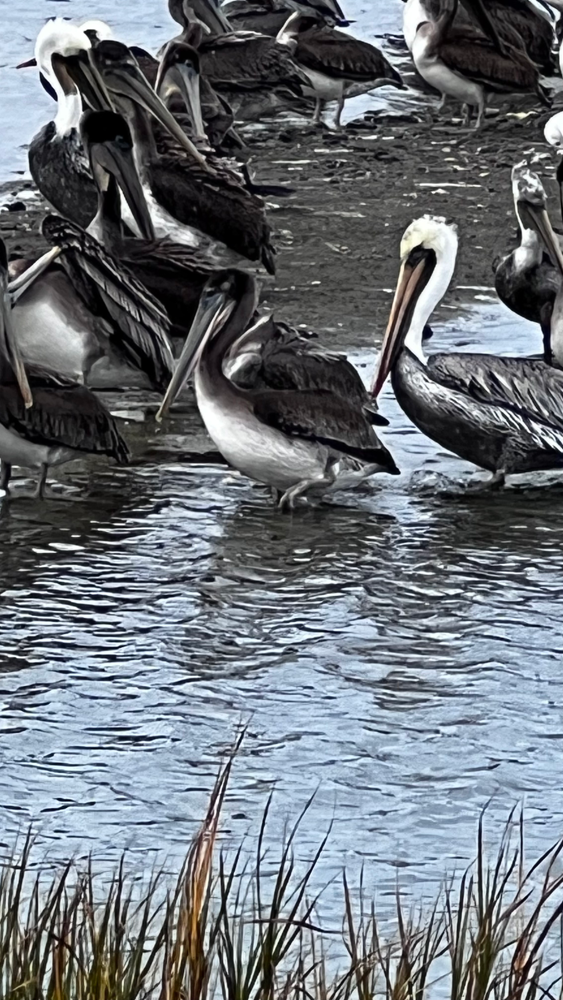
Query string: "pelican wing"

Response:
xmin=253 ymin=389 xmax=398 ymax=470
xmin=428 ymin=352 xmax=563 ymax=452
xmin=297 ymin=30 xmax=401 ymax=84
xmin=0 ymin=377 xmax=129 ymax=463
xmin=439 ymin=35 xmax=539 ymax=91
xmin=41 ymin=216 xmax=174 ymax=392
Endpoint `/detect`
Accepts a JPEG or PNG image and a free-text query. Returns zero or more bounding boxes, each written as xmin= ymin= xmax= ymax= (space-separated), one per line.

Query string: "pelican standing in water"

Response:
xmin=373 ymin=216 xmax=563 ymax=489
xmin=495 ymin=164 xmax=563 ymax=355
xmin=0 ymin=240 xmax=129 ymax=499
xmin=157 ymin=271 xmax=399 ymax=509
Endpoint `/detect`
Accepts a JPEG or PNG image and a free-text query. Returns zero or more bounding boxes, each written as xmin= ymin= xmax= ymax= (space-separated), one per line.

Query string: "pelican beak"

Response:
xmin=7 ymin=247 xmax=62 ymax=303
xmin=372 ymin=253 xmax=431 ymax=397
xmin=89 ymin=136 xmax=155 ymax=240
xmin=16 ymin=56 xmax=37 ymax=69
xmin=96 ymin=54 xmax=211 ymax=169
xmin=0 ymin=265 xmax=33 ymax=409
xmin=156 ymin=286 xmax=236 ymax=422
xmin=524 ymin=201 xmax=563 ymax=276
xmin=155 ymin=53 xmax=207 ymax=143
xmin=60 ymin=50 xmax=115 ymax=112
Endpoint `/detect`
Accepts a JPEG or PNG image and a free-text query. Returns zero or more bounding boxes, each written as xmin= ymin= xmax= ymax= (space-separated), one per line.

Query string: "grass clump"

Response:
xmin=1 ymin=738 xmax=563 ymax=1000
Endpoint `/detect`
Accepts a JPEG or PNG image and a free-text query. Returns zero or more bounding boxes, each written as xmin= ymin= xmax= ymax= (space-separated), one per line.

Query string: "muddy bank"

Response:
xmin=0 ymin=95 xmax=560 ymax=470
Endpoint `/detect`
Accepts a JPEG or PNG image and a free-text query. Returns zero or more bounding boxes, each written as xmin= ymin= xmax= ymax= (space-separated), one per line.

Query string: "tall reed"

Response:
xmin=1 ymin=741 xmax=562 ymax=1000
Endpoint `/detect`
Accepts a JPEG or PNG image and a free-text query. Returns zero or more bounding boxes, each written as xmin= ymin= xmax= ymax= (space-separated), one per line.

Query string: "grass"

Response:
xmin=1 ymin=738 xmax=563 ymax=999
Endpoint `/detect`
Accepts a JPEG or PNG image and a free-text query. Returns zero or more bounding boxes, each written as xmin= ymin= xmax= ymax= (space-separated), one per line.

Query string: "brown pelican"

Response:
xmin=0 ymin=239 xmax=129 ymax=499
xmin=373 ymin=216 xmax=563 ymax=489
xmin=411 ymin=0 xmax=552 ymax=125
xmin=156 ymin=271 xmax=399 ymax=508
xmin=495 ymin=164 xmax=563 ymax=353
xmin=80 ymin=109 xmax=215 ymax=337
xmin=91 ymin=39 xmax=276 ymax=268
xmin=24 ymin=19 xmax=113 ymax=231
xmin=276 ymin=14 xmax=404 ymax=126
xmin=8 ymin=209 xmax=174 ymax=391
xmin=403 ymin=0 xmax=556 ymax=73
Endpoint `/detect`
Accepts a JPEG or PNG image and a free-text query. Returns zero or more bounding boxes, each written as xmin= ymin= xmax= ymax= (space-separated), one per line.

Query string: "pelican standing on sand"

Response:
xmin=0 ymin=240 xmax=129 ymax=499
xmin=373 ymin=216 xmax=563 ymax=488
xmin=157 ymin=271 xmax=399 ymax=509
xmin=411 ymin=0 xmax=551 ymax=126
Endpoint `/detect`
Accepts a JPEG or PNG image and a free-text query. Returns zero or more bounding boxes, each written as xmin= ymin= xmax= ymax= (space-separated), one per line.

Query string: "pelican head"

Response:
xmin=91 ymin=40 xmax=211 ymax=168
xmin=80 ymin=19 xmax=115 ymax=45
xmin=34 ymin=17 xmax=114 ymax=120
xmin=156 ymin=270 xmax=259 ymax=422
xmin=372 ymin=216 xmax=458 ymax=396
xmin=155 ymin=41 xmax=206 ymax=142
xmin=511 ymin=162 xmax=563 ymax=275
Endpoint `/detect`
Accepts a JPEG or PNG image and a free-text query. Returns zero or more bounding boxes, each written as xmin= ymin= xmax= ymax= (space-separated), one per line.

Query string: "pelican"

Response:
xmin=156 ymin=271 xmax=399 ymax=509
xmin=545 ymin=111 xmax=563 ymax=148
xmin=80 ymin=109 xmax=215 ymax=337
xmin=403 ymin=0 xmax=555 ymax=73
xmin=373 ymin=216 xmax=563 ymax=489
xmin=0 ymin=239 xmax=129 ymax=499
xmin=411 ymin=0 xmax=551 ymax=126
xmin=8 ymin=206 xmax=174 ymax=391
xmin=275 ymin=13 xmax=404 ymax=127
xmin=495 ymin=164 xmax=563 ymax=351
xmin=90 ymin=40 xmax=276 ymax=268
xmin=24 ymin=19 xmax=113 ymax=230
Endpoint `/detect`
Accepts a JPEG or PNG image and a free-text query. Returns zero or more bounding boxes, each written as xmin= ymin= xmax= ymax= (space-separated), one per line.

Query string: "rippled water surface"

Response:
xmin=1 ymin=286 xmax=562 ymax=904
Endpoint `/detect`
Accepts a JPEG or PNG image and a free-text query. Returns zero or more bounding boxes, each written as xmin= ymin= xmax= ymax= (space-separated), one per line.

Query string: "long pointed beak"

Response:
xmin=527 ymin=203 xmax=563 ymax=276
xmin=16 ymin=56 xmax=37 ymax=69
xmin=101 ymin=63 xmax=211 ymax=168
xmin=156 ymin=290 xmax=235 ymax=421
xmin=92 ymin=140 xmax=155 ymax=240
xmin=372 ymin=258 xmax=428 ymax=397
xmin=0 ymin=288 xmax=33 ymax=408
xmin=63 ymin=52 xmax=115 ymax=112
xmin=8 ymin=247 xmax=62 ymax=303
xmin=156 ymin=62 xmax=207 ymax=143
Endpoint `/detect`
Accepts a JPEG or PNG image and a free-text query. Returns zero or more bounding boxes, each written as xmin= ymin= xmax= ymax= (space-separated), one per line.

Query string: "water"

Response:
xmin=0 ymin=285 xmax=562 ymax=907
xmin=1 ymin=0 xmax=562 ymax=923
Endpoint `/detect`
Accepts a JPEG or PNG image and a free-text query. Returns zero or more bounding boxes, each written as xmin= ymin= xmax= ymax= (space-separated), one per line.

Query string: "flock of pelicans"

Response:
xmin=5 ymin=0 xmax=563 ymax=506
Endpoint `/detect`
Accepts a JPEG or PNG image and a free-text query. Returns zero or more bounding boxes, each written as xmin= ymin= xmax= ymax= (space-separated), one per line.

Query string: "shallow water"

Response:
xmin=1 ymin=286 xmax=562 ymax=911
xmin=1 ymin=0 xmax=563 ymax=923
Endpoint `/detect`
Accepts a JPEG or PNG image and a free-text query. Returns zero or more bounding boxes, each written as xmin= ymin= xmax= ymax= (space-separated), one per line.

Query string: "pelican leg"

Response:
xmin=468 ymin=471 xmax=506 ymax=492
xmin=437 ymin=93 xmax=447 ymax=111
xmin=312 ymin=98 xmax=323 ymax=125
xmin=34 ymin=464 xmax=49 ymax=500
xmin=462 ymin=104 xmax=471 ymax=127
xmin=475 ymin=91 xmax=488 ymax=130
xmin=334 ymin=96 xmax=345 ymax=129
xmin=0 ymin=462 xmax=11 ymax=494
xmin=278 ymin=476 xmax=334 ymax=511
